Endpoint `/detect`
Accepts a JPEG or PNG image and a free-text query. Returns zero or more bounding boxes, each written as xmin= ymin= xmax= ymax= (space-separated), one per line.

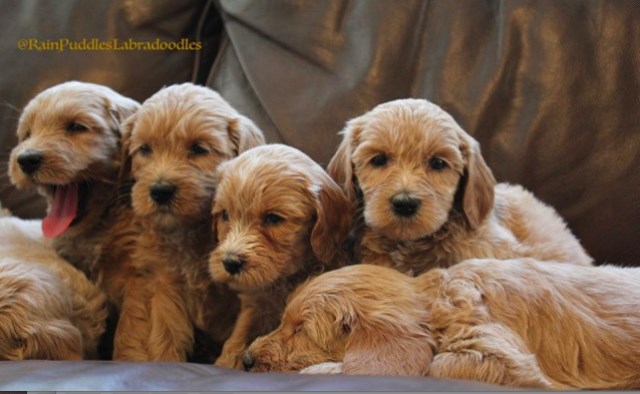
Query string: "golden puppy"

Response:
xmin=0 ymin=210 xmax=107 ymax=360
xmin=209 ymin=144 xmax=353 ymax=369
xmin=327 ymin=99 xmax=592 ymax=273
xmin=8 ymin=82 xmax=140 ymax=358
xmin=8 ymin=81 xmax=140 ymax=280
xmin=114 ymin=83 xmax=265 ymax=361
xmin=246 ymin=261 xmax=640 ymax=389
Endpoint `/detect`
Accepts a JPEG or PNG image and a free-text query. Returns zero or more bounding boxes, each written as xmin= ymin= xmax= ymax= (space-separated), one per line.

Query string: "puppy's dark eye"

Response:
xmin=264 ymin=213 xmax=284 ymax=225
xmin=66 ymin=122 xmax=88 ymax=133
xmin=189 ymin=142 xmax=208 ymax=156
xmin=13 ymin=337 xmax=25 ymax=348
xmin=293 ymin=324 xmax=303 ymax=335
xmin=370 ymin=154 xmax=388 ymax=167
xmin=429 ymin=157 xmax=448 ymax=171
xmin=221 ymin=210 xmax=229 ymax=222
xmin=139 ymin=144 xmax=152 ymax=156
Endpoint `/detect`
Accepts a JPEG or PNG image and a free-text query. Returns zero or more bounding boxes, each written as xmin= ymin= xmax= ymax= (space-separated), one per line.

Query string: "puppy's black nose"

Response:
xmin=17 ymin=152 xmax=43 ymax=175
xmin=149 ymin=183 xmax=177 ymax=205
xmin=242 ymin=353 xmax=255 ymax=372
xmin=391 ymin=193 xmax=421 ymax=217
xmin=222 ymin=255 xmax=245 ymax=275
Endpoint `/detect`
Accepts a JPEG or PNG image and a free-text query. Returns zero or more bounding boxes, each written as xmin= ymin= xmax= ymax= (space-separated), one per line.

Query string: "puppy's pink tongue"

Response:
xmin=42 ymin=183 xmax=79 ymax=238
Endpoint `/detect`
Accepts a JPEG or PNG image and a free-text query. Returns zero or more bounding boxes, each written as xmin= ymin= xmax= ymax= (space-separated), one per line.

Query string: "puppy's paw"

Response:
xmin=215 ymin=355 xmax=242 ymax=369
xmin=0 ymin=203 xmax=11 ymax=217
xmin=300 ymin=362 xmax=343 ymax=375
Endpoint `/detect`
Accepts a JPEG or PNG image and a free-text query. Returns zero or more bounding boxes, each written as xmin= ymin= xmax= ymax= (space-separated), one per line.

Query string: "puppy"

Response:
xmin=328 ymin=99 xmax=592 ymax=274
xmin=209 ymin=144 xmax=353 ymax=369
xmin=8 ymin=81 xmax=140 ymax=281
xmin=246 ymin=261 xmax=640 ymax=389
xmin=0 ymin=209 xmax=107 ymax=360
xmin=8 ymin=81 xmax=140 ymax=358
xmin=114 ymin=83 xmax=265 ymax=361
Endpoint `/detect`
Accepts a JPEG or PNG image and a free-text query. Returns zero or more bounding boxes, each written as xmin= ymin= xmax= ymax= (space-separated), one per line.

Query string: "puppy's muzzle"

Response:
xmin=149 ymin=182 xmax=177 ymax=205
xmin=391 ymin=192 xmax=421 ymax=217
xmin=222 ymin=254 xmax=245 ymax=275
xmin=242 ymin=352 xmax=255 ymax=371
xmin=17 ymin=151 xmax=44 ymax=175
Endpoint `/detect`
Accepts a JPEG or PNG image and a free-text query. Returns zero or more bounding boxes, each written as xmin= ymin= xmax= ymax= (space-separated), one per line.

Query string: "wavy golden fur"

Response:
xmin=114 ymin=83 xmax=265 ymax=361
xmin=8 ymin=82 xmax=141 ymax=358
xmin=246 ymin=261 xmax=640 ymax=389
xmin=209 ymin=144 xmax=353 ymax=369
xmin=8 ymin=81 xmax=140 ymax=279
xmin=0 ymin=213 xmax=107 ymax=360
xmin=327 ymin=99 xmax=592 ymax=274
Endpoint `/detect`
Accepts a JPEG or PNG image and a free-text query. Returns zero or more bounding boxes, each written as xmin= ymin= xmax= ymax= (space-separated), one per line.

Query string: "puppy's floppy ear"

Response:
xmin=117 ymin=112 xmax=137 ymax=182
xmin=104 ymin=94 xmax=140 ymax=137
xmin=458 ymin=132 xmax=496 ymax=229
xmin=340 ymin=307 xmax=435 ymax=376
xmin=327 ymin=116 xmax=366 ymax=204
xmin=227 ymin=115 xmax=266 ymax=155
xmin=209 ymin=162 xmax=229 ymax=244
xmin=310 ymin=172 xmax=354 ymax=265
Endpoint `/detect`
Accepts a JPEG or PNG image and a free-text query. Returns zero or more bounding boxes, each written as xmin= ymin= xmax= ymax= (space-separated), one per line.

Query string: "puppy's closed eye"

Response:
xmin=188 ymin=142 xmax=209 ymax=156
xmin=66 ymin=122 xmax=89 ymax=133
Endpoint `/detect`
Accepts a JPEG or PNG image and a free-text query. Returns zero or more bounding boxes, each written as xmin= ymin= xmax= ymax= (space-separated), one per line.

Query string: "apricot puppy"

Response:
xmin=8 ymin=81 xmax=140 ymax=278
xmin=209 ymin=144 xmax=353 ymax=369
xmin=328 ymin=99 xmax=592 ymax=273
xmin=246 ymin=261 xmax=640 ymax=390
xmin=0 ymin=213 xmax=107 ymax=360
xmin=114 ymin=83 xmax=264 ymax=361
xmin=8 ymin=81 xmax=140 ymax=358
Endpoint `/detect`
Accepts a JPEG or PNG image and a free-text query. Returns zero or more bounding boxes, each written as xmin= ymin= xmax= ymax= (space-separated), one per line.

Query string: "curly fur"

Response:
xmin=7 ymin=81 xmax=141 ymax=358
xmin=0 ymin=216 xmax=107 ymax=360
xmin=327 ymin=99 xmax=592 ymax=274
xmin=246 ymin=261 xmax=640 ymax=390
xmin=209 ymin=144 xmax=353 ymax=369
xmin=114 ymin=83 xmax=265 ymax=361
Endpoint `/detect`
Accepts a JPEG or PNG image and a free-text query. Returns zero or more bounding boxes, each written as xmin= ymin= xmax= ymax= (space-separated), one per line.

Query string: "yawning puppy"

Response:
xmin=209 ymin=144 xmax=353 ymax=369
xmin=8 ymin=81 xmax=140 ymax=280
xmin=114 ymin=83 xmax=265 ymax=361
xmin=245 ymin=261 xmax=640 ymax=389
xmin=328 ymin=99 xmax=592 ymax=274
xmin=8 ymin=82 xmax=140 ymax=358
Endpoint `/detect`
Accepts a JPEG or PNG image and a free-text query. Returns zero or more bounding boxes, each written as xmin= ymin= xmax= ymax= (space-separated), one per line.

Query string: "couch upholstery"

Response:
xmin=0 ymin=0 xmax=638 ymax=390
xmin=209 ymin=0 xmax=640 ymax=267
xmin=0 ymin=361 xmax=508 ymax=391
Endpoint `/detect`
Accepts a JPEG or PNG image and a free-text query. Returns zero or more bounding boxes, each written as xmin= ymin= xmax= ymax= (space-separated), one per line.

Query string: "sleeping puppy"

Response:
xmin=244 ymin=261 xmax=640 ymax=390
xmin=209 ymin=144 xmax=353 ymax=369
xmin=114 ymin=83 xmax=264 ymax=361
xmin=0 ymin=209 xmax=107 ymax=360
xmin=328 ymin=99 xmax=592 ymax=274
